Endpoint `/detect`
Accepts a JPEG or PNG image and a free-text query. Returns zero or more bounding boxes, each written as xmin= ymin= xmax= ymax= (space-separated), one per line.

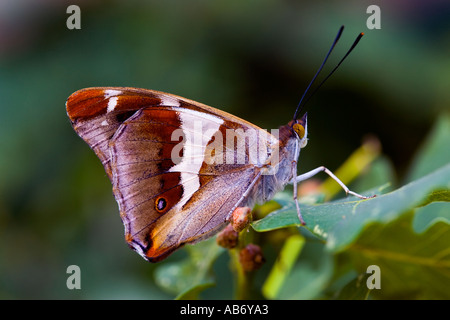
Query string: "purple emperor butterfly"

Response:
xmin=66 ymin=26 xmax=370 ymax=262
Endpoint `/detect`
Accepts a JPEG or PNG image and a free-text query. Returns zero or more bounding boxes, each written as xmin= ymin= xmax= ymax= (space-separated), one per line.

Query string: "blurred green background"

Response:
xmin=0 ymin=0 xmax=449 ymax=299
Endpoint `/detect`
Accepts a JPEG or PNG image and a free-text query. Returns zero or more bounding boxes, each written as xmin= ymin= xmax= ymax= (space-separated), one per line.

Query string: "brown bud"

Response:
xmin=216 ymin=224 xmax=239 ymax=249
xmin=239 ymin=244 xmax=265 ymax=272
xmin=230 ymin=207 xmax=252 ymax=232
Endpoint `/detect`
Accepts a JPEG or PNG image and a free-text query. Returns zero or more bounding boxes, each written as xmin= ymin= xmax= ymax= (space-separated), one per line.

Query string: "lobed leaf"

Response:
xmin=252 ymin=164 xmax=450 ymax=253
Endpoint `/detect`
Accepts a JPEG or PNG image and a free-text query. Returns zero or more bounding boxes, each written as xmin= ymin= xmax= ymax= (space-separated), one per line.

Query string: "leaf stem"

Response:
xmin=230 ymin=226 xmax=253 ymax=299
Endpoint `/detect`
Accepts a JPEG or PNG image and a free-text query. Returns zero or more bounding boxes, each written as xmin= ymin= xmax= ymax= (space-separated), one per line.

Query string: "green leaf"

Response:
xmin=276 ymin=241 xmax=334 ymax=300
xmin=154 ymin=238 xmax=224 ymax=298
xmin=421 ymin=189 xmax=450 ymax=204
xmin=327 ymin=165 xmax=450 ymax=252
xmin=341 ymin=211 xmax=450 ymax=299
xmin=413 ymin=202 xmax=450 ymax=233
xmin=251 ymin=184 xmax=386 ymax=237
xmin=252 ymin=164 xmax=450 ymax=253
xmin=175 ymin=283 xmax=216 ymax=300
xmin=333 ymin=273 xmax=372 ymax=300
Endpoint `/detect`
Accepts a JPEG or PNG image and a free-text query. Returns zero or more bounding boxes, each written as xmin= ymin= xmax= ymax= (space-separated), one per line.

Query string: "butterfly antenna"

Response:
xmin=296 ymin=31 xmax=365 ymax=116
xmin=293 ymin=25 xmax=344 ymax=121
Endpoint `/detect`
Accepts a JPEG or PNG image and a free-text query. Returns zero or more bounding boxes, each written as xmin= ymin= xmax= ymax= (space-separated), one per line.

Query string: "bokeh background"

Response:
xmin=0 ymin=0 xmax=449 ymax=299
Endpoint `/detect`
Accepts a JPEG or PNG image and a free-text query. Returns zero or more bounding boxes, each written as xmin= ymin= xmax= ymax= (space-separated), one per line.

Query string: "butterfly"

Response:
xmin=66 ymin=26 xmax=369 ymax=262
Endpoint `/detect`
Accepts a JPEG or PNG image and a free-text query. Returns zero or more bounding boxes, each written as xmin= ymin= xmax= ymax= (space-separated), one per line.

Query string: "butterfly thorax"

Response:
xmin=252 ymin=116 xmax=307 ymax=205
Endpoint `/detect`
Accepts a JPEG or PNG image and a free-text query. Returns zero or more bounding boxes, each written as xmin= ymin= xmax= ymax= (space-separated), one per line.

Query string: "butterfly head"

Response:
xmin=292 ymin=112 xmax=308 ymax=148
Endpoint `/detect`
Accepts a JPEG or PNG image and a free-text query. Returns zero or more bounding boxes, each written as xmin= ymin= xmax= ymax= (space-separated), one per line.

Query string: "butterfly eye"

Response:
xmin=293 ymin=123 xmax=305 ymax=139
xmin=155 ymin=197 xmax=167 ymax=213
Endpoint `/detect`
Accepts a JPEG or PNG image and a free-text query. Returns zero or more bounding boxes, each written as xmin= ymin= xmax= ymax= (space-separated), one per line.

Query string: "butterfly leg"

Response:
xmin=292 ymin=164 xmax=306 ymax=226
xmin=292 ymin=166 xmax=374 ymax=199
xmin=291 ymin=142 xmax=306 ymax=225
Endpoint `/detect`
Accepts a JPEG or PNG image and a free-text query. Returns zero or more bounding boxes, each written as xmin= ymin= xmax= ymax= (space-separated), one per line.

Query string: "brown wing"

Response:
xmin=66 ymin=88 xmax=162 ymax=179
xmin=66 ymin=87 xmax=277 ymax=262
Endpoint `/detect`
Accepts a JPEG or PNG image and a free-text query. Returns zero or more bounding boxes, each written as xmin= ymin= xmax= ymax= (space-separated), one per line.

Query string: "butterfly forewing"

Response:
xmin=66 ymin=88 xmax=161 ymax=179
